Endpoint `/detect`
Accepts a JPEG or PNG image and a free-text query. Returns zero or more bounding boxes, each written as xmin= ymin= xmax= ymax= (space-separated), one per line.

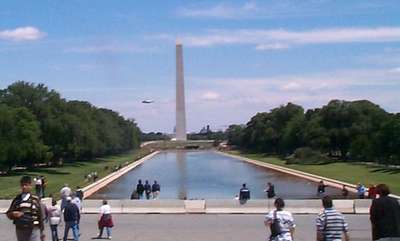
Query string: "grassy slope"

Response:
xmin=0 ymin=148 xmax=151 ymax=199
xmin=229 ymin=151 xmax=400 ymax=195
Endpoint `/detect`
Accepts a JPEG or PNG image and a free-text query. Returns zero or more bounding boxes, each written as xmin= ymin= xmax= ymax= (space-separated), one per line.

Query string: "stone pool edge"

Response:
xmin=217 ymin=151 xmax=400 ymax=199
xmin=82 ymin=150 xmax=160 ymax=199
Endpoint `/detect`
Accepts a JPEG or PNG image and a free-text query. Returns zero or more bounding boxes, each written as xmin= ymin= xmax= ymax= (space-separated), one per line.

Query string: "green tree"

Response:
xmin=0 ymin=105 xmax=49 ymax=170
xmin=226 ymin=124 xmax=245 ymax=146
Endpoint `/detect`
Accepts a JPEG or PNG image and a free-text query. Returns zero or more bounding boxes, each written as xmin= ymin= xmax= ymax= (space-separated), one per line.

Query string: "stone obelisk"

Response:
xmin=175 ymin=40 xmax=187 ymax=141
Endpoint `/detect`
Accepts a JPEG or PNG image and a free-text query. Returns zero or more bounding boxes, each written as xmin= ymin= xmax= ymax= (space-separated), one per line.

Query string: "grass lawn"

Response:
xmin=0 ymin=148 xmax=152 ymax=199
xmin=228 ymin=150 xmax=400 ymax=195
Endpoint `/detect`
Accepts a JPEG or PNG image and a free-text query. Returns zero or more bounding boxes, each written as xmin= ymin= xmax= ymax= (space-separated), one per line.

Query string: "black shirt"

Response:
xmin=63 ymin=202 xmax=80 ymax=222
xmin=136 ymin=183 xmax=144 ymax=194
xmin=152 ymin=184 xmax=160 ymax=192
xmin=317 ymin=184 xmax=326 ymax=193
xmin=239 ymin=187 xmax=250 ymax=200
xmin=267 ymin=185 xmax=275 ymax=198
xmin=370 ymin=196 xmax=400 ymax=240
xmin=144 ymin=183 xmax=151 ymax=194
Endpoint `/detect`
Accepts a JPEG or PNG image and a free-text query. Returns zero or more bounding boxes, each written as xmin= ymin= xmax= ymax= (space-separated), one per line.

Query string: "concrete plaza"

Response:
xmin=1 ymin=213 xmax=371 ymax=241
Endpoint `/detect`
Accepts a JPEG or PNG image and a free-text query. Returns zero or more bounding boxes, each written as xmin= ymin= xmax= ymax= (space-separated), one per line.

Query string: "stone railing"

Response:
xmin=1 ymin=199 xmax=392 ymax=214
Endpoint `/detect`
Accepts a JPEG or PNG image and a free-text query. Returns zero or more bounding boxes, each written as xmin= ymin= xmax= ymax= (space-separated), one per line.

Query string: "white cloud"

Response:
xmin=280 ymin=82 xmax=302 ymax=91
xmin=65 ymin=45 xmax=157 ymax=54
xmin=389 ymin=67 xmax=400 ymax=73
xmin=0 ymin=26 xmax=45 ymax=41
xmin=201 ymin=91 xmax=221 ymax=100
xmin=255 ymin=43 xmax=290 ymax=50
xmin=176 ymin=2 xmax=258 ymax=19
xmin=187 ymin=68 xmax=400 ymax=111
xmin=163 ymin=27 xmax=400 ymax=48
xmin=67 ymin=68 xmax=400 ymax=133
xmin=176 ymin=1 xmax=391 ymax=20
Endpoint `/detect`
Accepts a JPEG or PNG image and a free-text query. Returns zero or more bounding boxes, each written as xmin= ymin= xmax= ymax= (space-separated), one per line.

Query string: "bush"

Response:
xmin=286 ymin=147 xmax=331 ymax=164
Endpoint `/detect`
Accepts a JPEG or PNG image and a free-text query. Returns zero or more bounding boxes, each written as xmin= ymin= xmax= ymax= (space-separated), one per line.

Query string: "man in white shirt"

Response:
xmin=265 ymin=198 xmax=295 ymax=241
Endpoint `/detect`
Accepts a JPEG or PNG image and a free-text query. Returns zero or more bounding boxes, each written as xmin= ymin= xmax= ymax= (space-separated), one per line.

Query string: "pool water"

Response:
xmin=89 ymin=151 xmax=346 ymax=199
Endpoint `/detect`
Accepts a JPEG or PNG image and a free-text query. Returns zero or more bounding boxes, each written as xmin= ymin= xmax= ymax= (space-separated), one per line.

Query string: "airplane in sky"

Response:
xmin=142 ymin=100 xmax=154 ymax=104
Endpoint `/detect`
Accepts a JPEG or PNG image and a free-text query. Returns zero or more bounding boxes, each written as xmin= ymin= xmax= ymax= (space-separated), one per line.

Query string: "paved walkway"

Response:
xmin=1 ymin=214 xmax=371 ymax=241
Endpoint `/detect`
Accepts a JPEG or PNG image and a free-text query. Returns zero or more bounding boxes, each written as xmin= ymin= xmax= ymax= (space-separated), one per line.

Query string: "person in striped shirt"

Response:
xmin=316 ymin=195 xmax=350 ymax=241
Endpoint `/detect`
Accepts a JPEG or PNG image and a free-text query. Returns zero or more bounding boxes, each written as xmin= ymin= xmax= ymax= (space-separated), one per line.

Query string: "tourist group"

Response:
xmin=5 ymin=176 xmax=400 ymax=241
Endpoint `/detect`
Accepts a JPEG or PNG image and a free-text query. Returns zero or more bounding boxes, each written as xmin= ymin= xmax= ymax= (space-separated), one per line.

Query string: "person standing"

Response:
xmin=75 ymin=186 xmax=84 ymax=201
xmin=368 ymin=184 xmax=377 ymax=199
xmin=34 ymin=176 xmax=43 ymax=198
xmin=41 ymin=176 xmax=47 ymax=198
xmin=264 ymin=198 xmax=295 ymax=241
xmin=317 ymin=180 xmax=327 ymax=196
xmin=370 ymin=184 xmax=400 ymax=241
xmin=93 ymin=172 xmax=98 ymax=182
xmin=7 ymin=176 xmax=45 ymax=241
xmin=239 ymin=183 xmax=250 ymax=204
xmin=342 ymin=185 xmax=349 ymax=199
xmin=152 ymin=180 xmax=161 ymax=200
xmin=316 ymin=195 xmax=350 ymax=241
xmin=46 ymin=199 xmax=61 ymax=241
xmin=357 ymin=183 xmax=366 ymax=199
xmin=63 ymin=196 xmax=80 ymax=241
xmin=97 ymin=200 xmax=114 ymax=239
xmin=60 ymin=184 xmax=72 ymax=211
xmin=136 ymin=180 xmax=144 ymax=199
xmin=265 ymin=182 xmax=276 ymax=199
xmin=144 ymin=180 xmax=152 ymax=200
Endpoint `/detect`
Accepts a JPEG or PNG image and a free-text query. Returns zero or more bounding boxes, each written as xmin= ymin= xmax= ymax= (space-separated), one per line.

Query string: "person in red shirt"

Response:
xmin=368 ymin=184 xmax=377 ymax=199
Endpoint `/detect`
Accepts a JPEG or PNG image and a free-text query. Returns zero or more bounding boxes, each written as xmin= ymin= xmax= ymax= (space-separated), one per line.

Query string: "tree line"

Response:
xmin=0 ymin=81 xmax=141 ymax=171
xmin=226 ymin=100 xmax=400 ymax=165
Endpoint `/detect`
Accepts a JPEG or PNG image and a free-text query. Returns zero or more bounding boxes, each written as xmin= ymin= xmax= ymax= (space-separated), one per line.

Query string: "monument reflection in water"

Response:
xmin=90 ymin=151 xmax=344 ymax=199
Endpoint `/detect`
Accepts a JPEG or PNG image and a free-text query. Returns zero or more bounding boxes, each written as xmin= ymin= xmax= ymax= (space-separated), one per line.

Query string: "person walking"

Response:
xmin=152 ymin=180 xmax=161 ymax=200
xmin=265 ymin=198 xmax=295 ymax=241
xmin=97 ymin=200 xmax=114 ymax=239
xmin=60 ymin=184 xmax=72 ymax=211
xmin=46 ymin=199 xmax=61 ymax=241
xmin=316 ymin=195 xmax=350 ymax=241
xmin=265 ymin=182 xmax=276 ymax=199
xmin=136 ymin=180 xmax=144 ymax=199
xmin=370 ymin=184 xmax=400 ymax=241
xmin=63 ymin=196 xmax=80 ymax=241
xmin=239 ymin=183 xmax=250 ymax=204
xmin=7 ymin=176 xmax=46 ymax=241
xmin=71 ymin=192 xmax=82 ymax=236
xmin=144 ymin=180 xmax=152 ymax=200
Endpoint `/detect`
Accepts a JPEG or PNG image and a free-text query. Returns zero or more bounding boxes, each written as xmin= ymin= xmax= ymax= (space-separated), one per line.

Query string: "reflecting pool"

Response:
xmin=90 ymin=151 xmax=346 ymax=199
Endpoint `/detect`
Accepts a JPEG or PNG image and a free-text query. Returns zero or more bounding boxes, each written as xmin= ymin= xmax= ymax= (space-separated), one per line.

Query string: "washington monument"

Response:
xmin=175 ymin=40 xmax=187 ymax=141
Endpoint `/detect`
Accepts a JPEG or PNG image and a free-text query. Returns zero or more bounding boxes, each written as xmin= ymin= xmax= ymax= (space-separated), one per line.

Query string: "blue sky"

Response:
xmin=1 ymin=0 xmax=400 ymax=133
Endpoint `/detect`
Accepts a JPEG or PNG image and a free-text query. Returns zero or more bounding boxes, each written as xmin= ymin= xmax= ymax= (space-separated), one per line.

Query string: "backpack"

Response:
xmin=270 ymin=210 xmax=282 ymax=240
